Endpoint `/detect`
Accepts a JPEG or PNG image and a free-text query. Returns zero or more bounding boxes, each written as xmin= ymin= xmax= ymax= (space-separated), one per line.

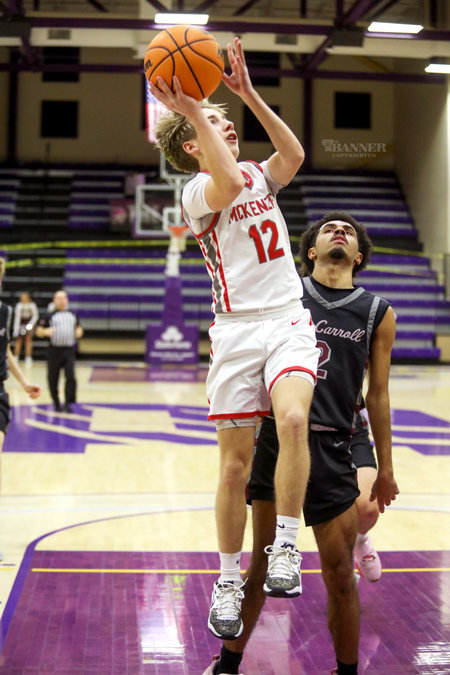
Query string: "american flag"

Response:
xmin=145 ymin=78 xmax=166 ymax=143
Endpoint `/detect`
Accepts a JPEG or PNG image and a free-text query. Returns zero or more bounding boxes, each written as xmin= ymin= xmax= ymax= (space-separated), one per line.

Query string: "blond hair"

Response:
xmin=0 ymin=258 xmax=5 ymax=279
xmin=155 ymin=102 xmax=228 ymax=173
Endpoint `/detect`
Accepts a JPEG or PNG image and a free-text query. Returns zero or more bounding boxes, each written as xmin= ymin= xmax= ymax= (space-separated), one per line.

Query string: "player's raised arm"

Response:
xmin=150 ymin=76 xmax=244 ymax=212
xmin=223 ymin=37 xmax=305 ymax=186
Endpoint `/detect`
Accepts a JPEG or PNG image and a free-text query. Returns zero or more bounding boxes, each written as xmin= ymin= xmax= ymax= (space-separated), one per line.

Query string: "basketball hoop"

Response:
xmin=168 ymin=225 xmax=189 ymax=253
xmin=166 ymin=224 xmax=189 ymax=277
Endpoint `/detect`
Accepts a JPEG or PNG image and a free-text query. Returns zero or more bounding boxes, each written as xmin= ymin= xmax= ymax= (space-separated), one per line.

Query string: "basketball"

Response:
xmin=144 ymin=24 xmax=225 ymax=101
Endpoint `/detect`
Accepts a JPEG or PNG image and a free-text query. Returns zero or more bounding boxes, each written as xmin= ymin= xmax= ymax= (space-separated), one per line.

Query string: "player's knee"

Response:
xmin=322 ymin=556 xmax=354 ymax=596
xmin=276 ymin=407 xmax=308 ymax=439
xmin=357 ymin=499 xmax=379 ymax=528
xmin=220 ymin=456 xmax=251 ymax=490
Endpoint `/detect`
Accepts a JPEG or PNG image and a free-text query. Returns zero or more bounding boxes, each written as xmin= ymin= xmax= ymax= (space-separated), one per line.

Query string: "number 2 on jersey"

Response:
xmin=248 ymin=219 xmax=285 ymax=264
xmin=317 ymin=340 xmax=331 ymax=379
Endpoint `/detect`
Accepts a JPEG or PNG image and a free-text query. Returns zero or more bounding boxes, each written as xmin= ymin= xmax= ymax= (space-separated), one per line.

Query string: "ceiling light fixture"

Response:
xmin=154 ymin=13 xmax=209 ymax=26
xmin=425 ymin=62 xmax=450 ymax=74
xmin=367 ymin=21 xmax=423 ymax=34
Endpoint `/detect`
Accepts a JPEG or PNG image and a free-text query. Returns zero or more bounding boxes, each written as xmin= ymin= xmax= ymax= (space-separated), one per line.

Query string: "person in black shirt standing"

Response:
xmin=204 ymin=213 xmax=400 ymax=675
xmin=36 ymin=290 xmax=83 ymax=413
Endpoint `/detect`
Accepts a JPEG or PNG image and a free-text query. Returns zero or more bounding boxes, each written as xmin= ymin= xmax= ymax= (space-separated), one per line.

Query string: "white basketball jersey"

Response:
xmin=182 ymin=160 xmax=303 ymax=314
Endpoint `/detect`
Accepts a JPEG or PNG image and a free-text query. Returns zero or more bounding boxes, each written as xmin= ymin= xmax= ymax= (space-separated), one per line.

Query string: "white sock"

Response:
xmin=273 ymin=515 xmax=300 ymax=550
xmin=218 ymin=551 xmax=242 ymax=585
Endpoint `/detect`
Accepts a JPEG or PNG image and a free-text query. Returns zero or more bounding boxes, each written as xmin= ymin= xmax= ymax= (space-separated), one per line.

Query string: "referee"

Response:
xmin=36 ymin=290 xmax=83 ymax=413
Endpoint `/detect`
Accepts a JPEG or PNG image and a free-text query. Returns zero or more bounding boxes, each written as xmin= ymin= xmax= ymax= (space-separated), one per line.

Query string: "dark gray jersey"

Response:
xmin=302 ymin=277 xmax=390 ymax=434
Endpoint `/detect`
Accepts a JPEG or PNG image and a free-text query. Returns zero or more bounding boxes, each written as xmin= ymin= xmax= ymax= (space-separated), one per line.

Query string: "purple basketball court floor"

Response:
xmin=0 ymin=548 xmax=448 ymax=674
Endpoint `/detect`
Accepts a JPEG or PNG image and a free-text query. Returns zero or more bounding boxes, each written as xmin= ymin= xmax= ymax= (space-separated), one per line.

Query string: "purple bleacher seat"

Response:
xmin=64 ymin=277 xmax=210 ymax=289
xmin=73 ymin=174 xmax=125 ymax=181
xmin=71 ymin=197 xmax=111 ymax=204
xmin=307 ymin=212 xmax=413 ymax=224
xmin=359 ymin=269 xmax=437 ymax=279
xmin=362 ymin=283 xmax=445 ymax=294
xmin=390 ymin=299 xmax=449 ymax=308
xmin=392 ymin=347 xmax=441 ymax=359
xmin=69 ymin=208 xmax=109 ymax=217
xmin=70 ymin=293 xmax=162 ymax=302
xmin=66 ymin=248 xmax=166 ymax=258
xmin=300 ymin=179 xmax=398 ymax=188
xmin=360 ymin=227 xmax=415 ymax=237
xmin=68 ymin=220 xmax=109 ymax=230
xmin=370 ymin=254 xmax=429 ymax=266
xmin=396 ymin=316 xmax=441 ymax=325
xmin=70 ymin=185 xmax=121 ymax=193
xmin=65 ymin=264 xmax=167 ymax=274
xmin=395 ymin=331 xmax=436 ymax=340
xmin=300 ymin=189 xmax=401 ymax=198
xmin=305 ymin=202 xmax=409 ymax=212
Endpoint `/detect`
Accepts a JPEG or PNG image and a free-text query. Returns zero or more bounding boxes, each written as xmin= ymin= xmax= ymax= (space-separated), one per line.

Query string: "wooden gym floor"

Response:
xmin=0 ymin=360 xmax=448 ymax=674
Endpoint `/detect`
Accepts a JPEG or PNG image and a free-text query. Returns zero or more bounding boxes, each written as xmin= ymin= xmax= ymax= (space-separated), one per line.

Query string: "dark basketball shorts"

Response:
xmin=351 ymin=418 xmax=377 ymax=469
xmin=248 ymin=417 xmax=360 ymax=527
xmin=0 ymin=388 xmax=11 ymax=435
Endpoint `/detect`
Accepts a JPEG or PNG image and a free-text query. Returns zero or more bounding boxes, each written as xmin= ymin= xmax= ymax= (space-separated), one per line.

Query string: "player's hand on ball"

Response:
xmin=150 ymin=76 xmax=201 ymax=118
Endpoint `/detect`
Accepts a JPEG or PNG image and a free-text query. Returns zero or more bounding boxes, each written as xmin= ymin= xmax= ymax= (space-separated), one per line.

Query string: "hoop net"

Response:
xmin=168 ymin=224 xmax=189 ymax=252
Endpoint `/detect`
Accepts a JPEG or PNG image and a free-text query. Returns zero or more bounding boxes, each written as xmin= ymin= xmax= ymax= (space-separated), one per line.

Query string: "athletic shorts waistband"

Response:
xmin=214 ymin=300 xmax=303 ymax=323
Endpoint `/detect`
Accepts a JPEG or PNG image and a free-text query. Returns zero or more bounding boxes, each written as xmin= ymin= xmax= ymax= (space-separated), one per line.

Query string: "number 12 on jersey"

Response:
xmin=248 ymin=219 xmax=285 ymax=264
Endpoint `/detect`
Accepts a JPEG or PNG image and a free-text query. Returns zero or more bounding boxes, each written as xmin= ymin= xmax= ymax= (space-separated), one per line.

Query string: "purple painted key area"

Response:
xmin=4 ymin=401 xmax=450 ymax=456
xmin=0 ymin=550 xmax=448 ymax=674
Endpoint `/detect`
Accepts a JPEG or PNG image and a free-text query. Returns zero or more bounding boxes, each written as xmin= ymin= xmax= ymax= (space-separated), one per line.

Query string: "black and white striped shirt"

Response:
xmin=47 ymin=310 xmax=80 ymax=347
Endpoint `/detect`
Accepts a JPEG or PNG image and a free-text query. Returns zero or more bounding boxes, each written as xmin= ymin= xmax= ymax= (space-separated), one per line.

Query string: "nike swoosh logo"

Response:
xmin=291 ymin=319 xmax=301 ymax=326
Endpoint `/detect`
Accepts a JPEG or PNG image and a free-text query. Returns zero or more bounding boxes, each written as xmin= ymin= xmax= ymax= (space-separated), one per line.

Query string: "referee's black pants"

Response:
xmin=47 ymin=345 xmax=77 ymax=406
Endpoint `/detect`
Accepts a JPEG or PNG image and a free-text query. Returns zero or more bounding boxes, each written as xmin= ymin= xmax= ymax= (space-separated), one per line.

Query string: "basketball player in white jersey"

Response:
xmin=151 ymin=38 xmax=319 ymax=643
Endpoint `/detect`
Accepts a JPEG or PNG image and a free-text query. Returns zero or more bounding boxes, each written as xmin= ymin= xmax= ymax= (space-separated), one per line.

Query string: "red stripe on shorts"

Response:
xmin=208 ymin=409 xmax=271 ymax=421
xmin=268 ymin=366 xmax=317 ymax=396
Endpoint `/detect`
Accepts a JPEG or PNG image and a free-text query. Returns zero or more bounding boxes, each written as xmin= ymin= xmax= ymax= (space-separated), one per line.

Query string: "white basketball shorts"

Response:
xmin=207 ymin=301 xmax=319 ymax=423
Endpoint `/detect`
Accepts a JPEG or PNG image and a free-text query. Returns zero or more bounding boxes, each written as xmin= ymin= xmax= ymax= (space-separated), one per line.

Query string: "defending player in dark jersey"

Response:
xmin=204 ymin=213 xmax=399 ymax=675
xmin=0 ymin=258 xmax=42 ymax=560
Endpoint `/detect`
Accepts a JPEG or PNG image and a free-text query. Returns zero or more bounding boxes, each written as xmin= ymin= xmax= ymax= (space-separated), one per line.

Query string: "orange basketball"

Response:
xmin=144 ymin=24 xmax=224 ymax=101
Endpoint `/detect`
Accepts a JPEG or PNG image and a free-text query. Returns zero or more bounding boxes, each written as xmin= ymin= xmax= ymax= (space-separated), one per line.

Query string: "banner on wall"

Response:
xmin=146 ymin=323 xmax=199 ymax=365
xmin=145 ymin=276 xmax=199 ymax=365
